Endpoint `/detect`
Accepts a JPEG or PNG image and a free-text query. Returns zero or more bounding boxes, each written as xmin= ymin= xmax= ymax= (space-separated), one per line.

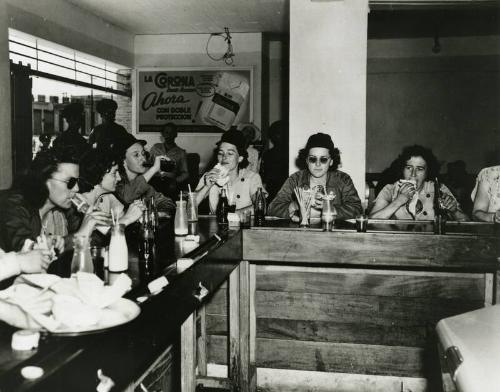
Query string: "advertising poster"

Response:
xmin=137 ymin=68 xmax=252 ymax=133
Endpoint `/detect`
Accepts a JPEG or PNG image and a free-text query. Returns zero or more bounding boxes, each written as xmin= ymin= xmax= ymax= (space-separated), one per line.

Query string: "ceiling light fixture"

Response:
xmin=206 ymin=27 xmax=235 ymax=66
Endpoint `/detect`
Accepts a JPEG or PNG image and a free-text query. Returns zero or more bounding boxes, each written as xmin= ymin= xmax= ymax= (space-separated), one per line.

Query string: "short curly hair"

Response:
xmin=396 ymin=145 xmax=440 ymax=180
xmin=297 ymin=133 xmax=341 ymax=171
xmin=79 ymin=148 xmax=120 ymax=192
xmin=17 ymin=146 xmax=80 ymax=209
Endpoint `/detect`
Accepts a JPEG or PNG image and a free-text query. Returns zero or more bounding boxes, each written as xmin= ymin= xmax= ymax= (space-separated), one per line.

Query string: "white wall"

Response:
xmin=290 ymin=0 xmax=369 ymax=200
xmin=134 ymin=33 xmax=262 ymax=173
xmin=0 ymin=0 xmax=134 ymax=189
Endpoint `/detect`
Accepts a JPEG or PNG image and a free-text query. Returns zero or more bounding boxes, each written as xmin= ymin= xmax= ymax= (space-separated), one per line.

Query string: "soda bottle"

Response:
xmin=139 ymin=226 xmax=155 ymax=265
xmin=254 ymin=187 xmax=266 ymax=226
xmin=433 ymin=178 xmax=447 ymax=235
xmin=216 ymin=188 xmax=229 ymax=225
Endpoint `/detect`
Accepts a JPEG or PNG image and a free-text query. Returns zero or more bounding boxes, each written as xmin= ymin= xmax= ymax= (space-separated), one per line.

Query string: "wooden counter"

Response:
xmin=203 ymin=220 xmax=499 ymax=391
xmin=0 ymin=218 xmax=497 ymax=391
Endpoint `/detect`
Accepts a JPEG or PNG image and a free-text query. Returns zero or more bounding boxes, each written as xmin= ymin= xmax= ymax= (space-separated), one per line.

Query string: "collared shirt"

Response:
xmin=196 ymin=168 xmax=265 ymax=212
xmin=376 ymin=181 xmax=460 ymax=220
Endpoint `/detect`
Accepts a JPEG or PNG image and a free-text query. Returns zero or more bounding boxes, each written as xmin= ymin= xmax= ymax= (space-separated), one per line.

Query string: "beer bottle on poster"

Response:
xmin=254 ymin=187 xmax=266 ymax=227
xmin=216 ymin=188 xmax=229 ymax=225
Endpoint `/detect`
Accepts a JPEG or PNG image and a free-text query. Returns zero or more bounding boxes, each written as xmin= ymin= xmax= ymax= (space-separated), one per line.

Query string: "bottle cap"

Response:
xmin=11 ymin=330 xmax=40 ymax=351
xmin=21 ymin=366 xmax=44 ymax=379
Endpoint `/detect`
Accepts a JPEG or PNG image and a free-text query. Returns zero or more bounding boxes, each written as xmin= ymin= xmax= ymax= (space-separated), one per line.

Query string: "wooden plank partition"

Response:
xmin=202 ymin=227 xmax=499 ymax=390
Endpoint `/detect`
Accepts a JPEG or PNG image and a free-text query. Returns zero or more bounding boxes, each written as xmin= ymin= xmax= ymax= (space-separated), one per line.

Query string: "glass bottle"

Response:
xmin=70 ymin=235 xmax=93 ymax=274
xmin=216 ymin=188 xmax=229 ymax=225
xmin=108 ymin=223 xmax=129 ymax=272
xmin=321 ymin=192 xmax=337 ymax=231
xmin=138 ymin=225 xmax=155 ymax=265
xmin=254 ymin=187 xmax=266 ymax=227
xmin=433 ymin=178 xmax=447 ymax=235
xmin=149 ymin=196 xmax=159 ymax=235
xmin=174 ymin=200 xmax=188 ymax=235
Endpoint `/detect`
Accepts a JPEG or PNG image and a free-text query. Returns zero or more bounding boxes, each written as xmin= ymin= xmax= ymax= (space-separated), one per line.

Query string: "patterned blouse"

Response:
xmin=375 ymin=181 xmax=461 ymax=220
xmin=471 ymin=165 xmax=500 ymax=213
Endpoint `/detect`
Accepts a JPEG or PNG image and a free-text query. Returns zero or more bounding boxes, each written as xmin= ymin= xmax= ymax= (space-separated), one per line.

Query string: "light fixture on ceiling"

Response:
xmin=206 ymin=27 xmax=235 ymax=65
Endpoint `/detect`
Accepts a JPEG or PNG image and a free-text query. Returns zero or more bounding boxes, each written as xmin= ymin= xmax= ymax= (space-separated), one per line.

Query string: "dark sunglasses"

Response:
xmin=50 ymin=177 xmax=79 ymax=189
xmin=307 ymin=156 xmax=330 ymax=164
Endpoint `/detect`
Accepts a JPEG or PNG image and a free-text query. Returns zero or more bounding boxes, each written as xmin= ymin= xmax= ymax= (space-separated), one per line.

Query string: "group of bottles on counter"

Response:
xmin=216 ymin=187 xmax=267 ymax=227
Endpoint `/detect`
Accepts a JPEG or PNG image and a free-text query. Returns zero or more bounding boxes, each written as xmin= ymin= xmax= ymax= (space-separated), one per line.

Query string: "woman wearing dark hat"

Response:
xmin=88 ymin=98 xmax=129 ymax=149
xmin=52 ymin=102 xmax=88 ymax=155
xmin=113 ymin=133 xmax=175 ymax=214
xmin=268 ymin=133 xmax=362 ymax=220
xmin=195 ymin=130 xmax=266 ymax=212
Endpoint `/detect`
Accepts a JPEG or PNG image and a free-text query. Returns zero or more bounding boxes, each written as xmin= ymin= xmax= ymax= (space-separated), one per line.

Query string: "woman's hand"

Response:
xmin=440 ymin=193 xmax=458 ymax=212
xmin=152 ymin=155 xmax=167 ymax=175
xmin=204 ymin=168 xmax=220 ymax=187
xmin=395 ymin=182 xmax=416 ymax=205
xmin=311 ymin=193 xmax=323 ymax=210
xmin=17 ymin=249 xmax=52 ymax=273
xmin=121 ymin=200 xmax=146 ymax=226
xmin=48 ymin=235 xmax=65 ymax=255
xmin=77 ymin=209 xmax=112 ymax=236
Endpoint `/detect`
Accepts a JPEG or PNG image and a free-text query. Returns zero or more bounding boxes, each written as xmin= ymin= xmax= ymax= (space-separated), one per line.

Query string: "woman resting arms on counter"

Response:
xmin=471 ymin=165 xmax=500 ymax=222
xmin=268 ymin=133 xmax=362 ymax=220
xmin=196 ymin=130 xmax=266 ymax=212
xmin=370 ymin=145 xmax=468 ymax=221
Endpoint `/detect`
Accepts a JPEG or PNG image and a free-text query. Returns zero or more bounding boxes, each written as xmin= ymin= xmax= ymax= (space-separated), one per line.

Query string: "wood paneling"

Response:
xmin=243 ymin=230 xmax=499 ymax=270
xmin=256 ymin=267 xmax=485 ymax=299
xmin=207 ymin=316 xmax=428 ymax=347
xmin=203 ymin=264 xmax=487 ymax=379
xmin=208 ymin=336 xmax=426 ymax=377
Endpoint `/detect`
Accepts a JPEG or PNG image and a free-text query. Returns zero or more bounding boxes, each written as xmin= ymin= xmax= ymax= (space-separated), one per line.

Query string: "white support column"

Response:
xmin=289 ymin=0 xmax=369 ymax=199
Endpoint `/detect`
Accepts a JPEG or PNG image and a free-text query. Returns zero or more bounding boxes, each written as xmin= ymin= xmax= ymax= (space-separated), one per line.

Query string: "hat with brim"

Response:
xmin=111 ymin=133 xmax=147 ymax=157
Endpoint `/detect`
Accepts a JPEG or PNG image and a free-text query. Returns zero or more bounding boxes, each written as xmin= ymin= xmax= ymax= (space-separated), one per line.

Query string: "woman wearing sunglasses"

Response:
xmin=0 ymin=148 xmax=110 ymax=253
xmin=268 ymin=133 xmax=362 ymax=220
xmin=195 ymin=130 xmax=266 ymax=212
xmin=78 ymin=148 xmax=145 ymax=227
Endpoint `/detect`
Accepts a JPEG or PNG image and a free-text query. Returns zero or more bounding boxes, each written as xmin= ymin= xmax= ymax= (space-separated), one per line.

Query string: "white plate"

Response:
xmin=51 ymin=298 xmax=140 ymax=336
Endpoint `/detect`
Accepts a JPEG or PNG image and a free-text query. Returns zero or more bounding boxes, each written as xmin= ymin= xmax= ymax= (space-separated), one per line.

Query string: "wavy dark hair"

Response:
xmin=395 ymin=145 xmax=440 ymax=180
xmin=216 ymin=130 xmax=249 ymax=170
xmin=16 ymin=146 xmax=80 ymax=209
xmin=79 ymin=148 xmax=120 ymax=192
xmin=297 ymin=133 xmax=341 ymax=171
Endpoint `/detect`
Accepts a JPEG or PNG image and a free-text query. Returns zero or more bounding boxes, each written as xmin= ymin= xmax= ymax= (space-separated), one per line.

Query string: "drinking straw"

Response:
xmin=111 ymin=209 xmax=116 ymax=226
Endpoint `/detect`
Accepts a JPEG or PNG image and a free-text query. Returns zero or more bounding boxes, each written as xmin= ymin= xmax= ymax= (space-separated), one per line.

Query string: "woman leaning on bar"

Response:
xmin=267 ymin=133 xmax=362 ymax=220
xmin=370 ymin=145 xmax=468 ymax=221
xmin=195 ymin=129 xmax=266 ymax=212
xmin=78 ymin=148 xmax=145 ymax=226
xmin=0 ymin=148 xmax=110 ymax=253
xmin=112 ymin=133 xmax=175 ymax=214
xmin=471 ymin=164 xmax=500 ymax=222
